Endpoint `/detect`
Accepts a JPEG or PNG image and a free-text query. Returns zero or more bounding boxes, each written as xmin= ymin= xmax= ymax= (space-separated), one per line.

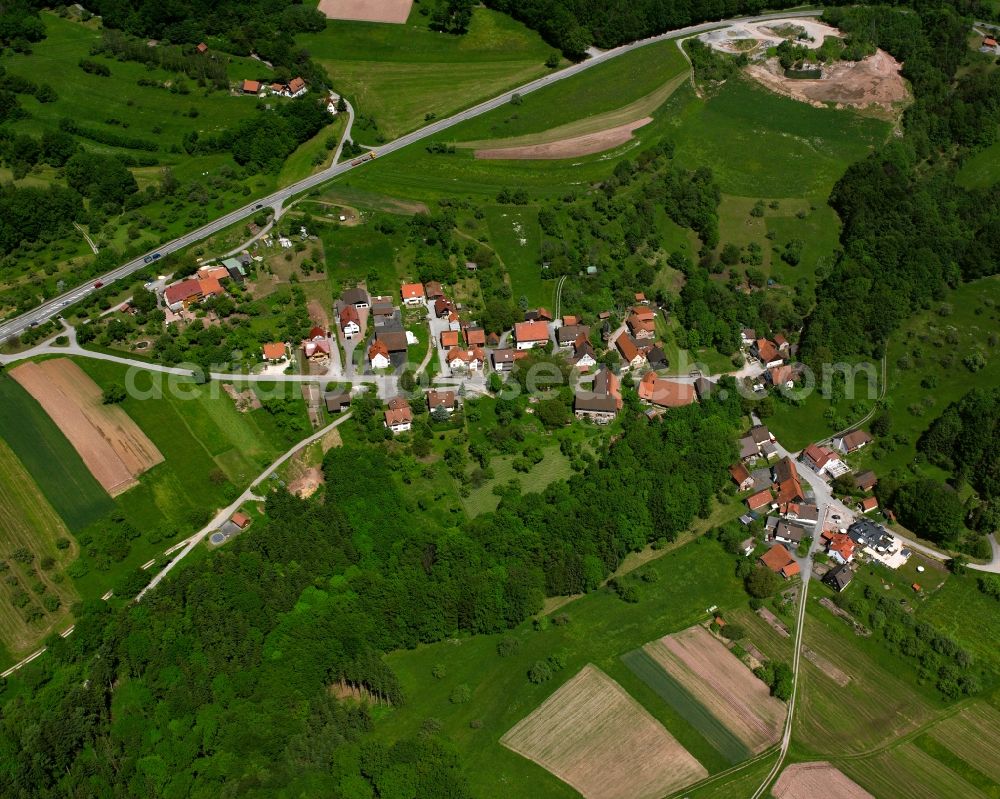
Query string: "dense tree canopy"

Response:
xmin=800 ymin=4 xmax=1000 ymax=365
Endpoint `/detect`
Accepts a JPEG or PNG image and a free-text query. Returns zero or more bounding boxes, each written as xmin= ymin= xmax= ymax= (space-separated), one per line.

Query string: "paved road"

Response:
xmin=0 ymin=9 xmax=819 ymax=342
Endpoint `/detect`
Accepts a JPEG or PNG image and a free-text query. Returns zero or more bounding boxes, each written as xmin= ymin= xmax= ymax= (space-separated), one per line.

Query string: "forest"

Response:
xmin=920 ymin=388 xmax=1000 ymax=534
xmin=799 ymin=3 xmax=1000 ymax=365
xmin=0 ymin=387 xmax=742 ymax=796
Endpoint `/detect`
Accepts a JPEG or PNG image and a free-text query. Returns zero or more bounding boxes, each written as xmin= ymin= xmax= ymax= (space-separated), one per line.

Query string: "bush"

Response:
xmin=527 ymin=660 xmax=552 ymax=684
xmin=497 ymin=636 xmax=521 ymax=657
xmin=449 ymin=684 xmax=471 ymax=704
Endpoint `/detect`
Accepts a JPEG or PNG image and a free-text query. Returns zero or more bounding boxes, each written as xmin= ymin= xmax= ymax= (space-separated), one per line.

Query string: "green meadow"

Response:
xmin=298 ymin=7 xmax=557 ymax=140
xmin=956 ymin=139 xmax=1000 ymax=189
xmin=5 ymin=13 xmax=264 ymax=157
xmin=0 ymin=372 xmax=112 ymax=531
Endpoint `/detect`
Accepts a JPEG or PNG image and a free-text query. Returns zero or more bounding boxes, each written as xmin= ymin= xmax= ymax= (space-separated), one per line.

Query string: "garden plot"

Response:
xmin=500 ymin=664 xmax=707 ymax=799
xmin=639 ymin=625 xmax=786 ymax=754
xmin=10 ymin=359 xmax=162 ymax=496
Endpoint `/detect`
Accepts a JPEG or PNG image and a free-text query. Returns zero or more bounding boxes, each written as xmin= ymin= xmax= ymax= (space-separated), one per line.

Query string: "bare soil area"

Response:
xmin=501 ymin=664 xmax=706 ymax=799
xmin=317 ymin=0 xmax=412 ymax=23
xmin=307 ymin=299 xmax=330 ymax=330
xmin=645 ymin=626 xmax=786 ymax=754
xmin=10 ymin=359 xmax=163 ymax=496
xmin=288 ymin=466 xmax=324 ymax=498
xmin=476 ymin=118 xmax=652 ymax=161
xmin=773 ymin=762 xmax=874 ymax=799
xmin=746 ymin=50 xmax=909 ymax=111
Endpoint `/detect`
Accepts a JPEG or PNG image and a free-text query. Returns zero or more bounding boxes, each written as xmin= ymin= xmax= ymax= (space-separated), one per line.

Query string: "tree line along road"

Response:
xmin=0 ymin=10 xmax=821 ymax=343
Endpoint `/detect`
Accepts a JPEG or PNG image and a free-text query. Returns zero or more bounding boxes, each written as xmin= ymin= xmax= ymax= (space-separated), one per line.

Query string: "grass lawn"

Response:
xmin=765 ymin=366 xmax=882 ymax=451
xmin=920 ymin=570 xmax=1000 ymax=674
xmin=67 ymin=359 xmax=302 ymax=599
xmin=793 ymin=590 xmax=945 ymax=757
xmin=375 ymin=537 xmax=750 ymax=797
xmin=483 ymin=206 xmax=549 ymax=308
xmin=298 ymin=7 xmax=557 ymax=140
xmin=956 ymin=138 xmax=1000 ymax=189
xmin=316 ymin=217 xmax=408 ymax=296
xmin=460 ymin=443 xmax=574 ymax=517
xmin=837 ymin=741 xmax=994 ymax=799
xmin=456 ymin=39 xmax=689 ymax=145
xmin=0 ymin=372 xmax=112 ymax=531
xmin=0 ymin=438 xmax=80 ymax=666
xmin=667 ymin=78 xmax=890 ymax=199
xmin=277 ymin=115 xmax=346 ymax=188
xmin=677 ymin=753 xmax=780 ymax=799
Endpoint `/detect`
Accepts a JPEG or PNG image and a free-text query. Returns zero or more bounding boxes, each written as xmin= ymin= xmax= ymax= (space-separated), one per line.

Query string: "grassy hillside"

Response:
xmin=299 ymin=7 xmax=558 ymax=139
xmin=4 ymin=13 xmax=264 ymax=157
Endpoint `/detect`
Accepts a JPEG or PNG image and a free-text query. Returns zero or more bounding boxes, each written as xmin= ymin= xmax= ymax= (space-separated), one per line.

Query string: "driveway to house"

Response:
xmin=137 ymin=411 xmax=353 ymax=599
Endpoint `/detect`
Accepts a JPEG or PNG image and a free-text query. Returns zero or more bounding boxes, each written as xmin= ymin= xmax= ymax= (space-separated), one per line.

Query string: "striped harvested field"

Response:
xmin=927 ymin=702 xmax=1000 ymax=784
xmin=10 ymin=359 xmax=162 ymax=496
xmin=839 ymin=743 xmax=993 ymax=799
xmin=500 ymin=664 xmax=707 ymax=799
xmin=641 ymin=625 xmax=785 ymax=754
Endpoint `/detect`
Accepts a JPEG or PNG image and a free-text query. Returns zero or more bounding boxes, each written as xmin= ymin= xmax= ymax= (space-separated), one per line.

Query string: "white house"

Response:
xmin=340 ymin=306 xmax=361 ymax=340
xmin=514 ymin=320 xmax=550 ymax=350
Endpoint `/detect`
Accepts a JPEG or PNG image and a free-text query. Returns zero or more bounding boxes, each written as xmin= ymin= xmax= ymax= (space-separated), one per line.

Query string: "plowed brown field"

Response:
xmin=501 ymin=664 xmax=707 ymax=799
xmin=475 ymin=118 xmax=652 ymax=160
xmin=10 ymin=359 xmax=162 ymax=495
xmin=773 ymin=762 xmax=874 ymax=799
xmin=644 ymin=625 xmax=786 ymax=753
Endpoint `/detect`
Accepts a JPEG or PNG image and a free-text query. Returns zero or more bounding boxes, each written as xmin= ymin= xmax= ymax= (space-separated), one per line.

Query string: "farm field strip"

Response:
xmin=838 ymin=743 xmax=993 ymax=799
xmin=643 ymin=626 xmax=785 ymax=754
xmin=475 ymin=118 xmax=653 ymax=160
xmin=0 ymin=438 xmax=80 ymax=658
xmin=460 ymin=70 xmax=689 ymax=150
xmin=501 ymin=664 xmax=707 ymax=799
xmin=0 ymin=374 xmax=112 ymax=531
xmin=772 ymin=762 xmax=874 ymax=799
xmin=926 ymin=703 xmax=1000 ymax=783
xmin=622 ymin=647 xmax=751 ymax=765
xmin=10 ymin=359 xmax=163 ymax=496
xmin=793 ymin=604 xmax=938 ymax=754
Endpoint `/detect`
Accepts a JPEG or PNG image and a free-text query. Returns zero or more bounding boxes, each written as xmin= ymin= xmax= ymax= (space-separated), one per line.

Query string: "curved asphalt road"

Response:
xmin=0 ymin=9 xmax=819 ymax=342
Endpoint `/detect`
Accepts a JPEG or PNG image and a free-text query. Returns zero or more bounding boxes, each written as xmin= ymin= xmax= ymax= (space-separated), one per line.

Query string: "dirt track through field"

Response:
xmin=645 ymin=625 xmax=785 ymax=753
xmin=501 ymin=664 xmax=706 ymax=799
xmin=475 ymin=118 xmax=652 ymax=160
xmin=773 ymin=762 xmax=874 ymax=799
xmin=317 ymin=0 xmax=412 ymax=23
xmin=10 ymin=359 xmax=162 ymax=496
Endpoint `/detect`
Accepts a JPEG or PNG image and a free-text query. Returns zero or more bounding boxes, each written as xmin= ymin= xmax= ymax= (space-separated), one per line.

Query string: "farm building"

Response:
xmin=573 ymin=367 xmax=622 ymax=424
xmin=759 ymin=544 xmax=799 ymax=579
